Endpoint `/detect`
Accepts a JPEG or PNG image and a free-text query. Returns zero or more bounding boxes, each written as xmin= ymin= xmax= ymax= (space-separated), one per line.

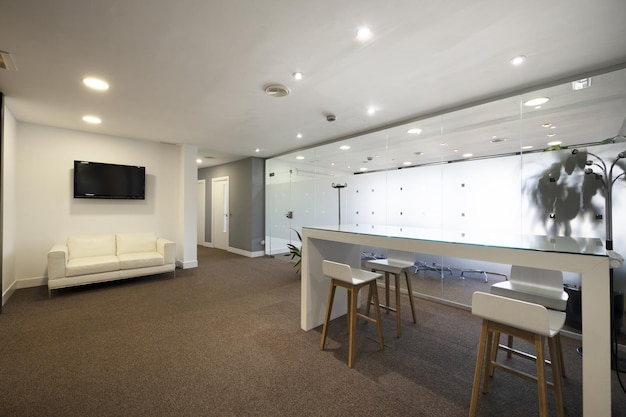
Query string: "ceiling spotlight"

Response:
xmin=403 ymin=161 xmax=411 ymax=166
xmin=82 ymin=115 xmax=101 ymax=124
xmin=367 ymin=106 xmax=377 ymax=115
xmin=523 ymin=97 xmax=550 ymax=107
xmin=296 ymin=133 xmax=302 ymax=139
xmin=547 ymin=141 xmax=562 ymax=146
xmin=547 ymin=133 xmax=556 ymax=137
xmin=292 ymin=72 xmax=303 ymax=81
xmin=356 ymin=26 xmax=373 ymax=42
xmin=541 ymin=123 xmax=553 ymax=128
xmin=521 ymin=145 xmax=534 ymax=150
xmin=339 ymin=145 xmax=351 ymax=150
xmin=490 ymin=137 xmax=507 ymax=143
xmin=83 ymin=77 xmax=109 ymax=91
xmin=196 ymin=159 xmax=202 ymax=164
xmin=462 ymin=153 xmax=473 ymax=158
xmin=255 ymin=148 xmax=261 ymax=153
xmin=572 ymin=78 xmax=591 ymax=90
xmin=407 ymin=128 xmax=422 ymax=134
xmin=296 ymin=155 xmax=304 ymax=160
xmin=359 ymin=167 xmax=368 ymax=172
xmin=510 ymin=55 xmax=526 ymax=66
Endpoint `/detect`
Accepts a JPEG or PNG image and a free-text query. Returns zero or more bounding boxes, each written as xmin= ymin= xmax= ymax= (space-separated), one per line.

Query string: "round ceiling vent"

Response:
xmin=264 ymin=84 xmax=290 ymax=98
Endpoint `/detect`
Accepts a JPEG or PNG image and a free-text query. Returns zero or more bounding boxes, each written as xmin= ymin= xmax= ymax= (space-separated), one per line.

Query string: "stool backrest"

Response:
xmin=387 ymin=249 xmax=415 ymax=264
xmin=323 ymin=260 xmax=353 ymax=281
xmin=472 ymin=291 xmax=551 ymax=336
xmin=509 ymin=265 xmax=564 ymax=298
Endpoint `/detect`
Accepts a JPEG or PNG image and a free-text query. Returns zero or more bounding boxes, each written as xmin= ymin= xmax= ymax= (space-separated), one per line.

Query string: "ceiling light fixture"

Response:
xmin=490 ymin=137 xmax=507 ymax=143
xmin=255 ymin=148 xmax=261 ymax=153
xmin=367 ymin=106 xmax=376 ymax=115
xmin=547 ymin=133 xmax=556 ymax=137
xmin=296 ymin=133 xmax=302 ymax=139
xmin=296 ymin=155 xmax=304 ymax=160
xmin=462 ymin=153 xmax=473 ymax=158
xmin=339 ymin=145 xmax=351 ymax=150
xmin=292 ymin=72 xmax=303 ymax=81
xmin=196 ymin=159 xmax=202 ymax=164
xmin=403 ymin=161 xmax=411 ymax=166
xmin=414 ymin=151 xmax=424 ymax=156
xmin=572 ymin=78 xmax=591 ymax=90
xmin=355 ymin=26 xmax=373 ymax=42
xmin=547 ymin=141 xmax=562 ymax=147
xmin=542 ymin=123 xmax=553 ymax=128
xmin=521 ymin=145 xmax=534 ymax=150
xmin=407 ymin=128 xmax=422 ymax=134
xmin=510 ymin=55 xmax=526 ymax=66
xmin=523 ymin=97 xmax=550 ymax=107
xmin=82 ymin=115 xmax=101 ymax=124
xmin=264 ymin=84 xmax=290 ymax=98
xmin=83 ymin=77 xmax=109 ymax=91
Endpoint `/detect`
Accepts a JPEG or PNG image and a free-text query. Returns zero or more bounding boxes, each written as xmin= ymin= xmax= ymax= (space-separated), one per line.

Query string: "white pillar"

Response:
xmin=176 ymin=144 xmax=198 ymax=269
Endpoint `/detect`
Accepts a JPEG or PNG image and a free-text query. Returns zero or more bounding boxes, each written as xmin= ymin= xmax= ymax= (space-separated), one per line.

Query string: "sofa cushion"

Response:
xmin=118 ymin=252 xmax=164 ymax=270
xmin=68 ymin=234 xmax=116 ymax=260
xmin=117 ymin=232 xmax=157 ymax=255
xmin=66 ymin=255 xmax=120 ymax=277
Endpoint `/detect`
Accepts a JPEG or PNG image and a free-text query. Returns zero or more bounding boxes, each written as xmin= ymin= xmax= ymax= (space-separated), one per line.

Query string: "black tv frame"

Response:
xmin=73 ymin=160 xmax=146 ymax=200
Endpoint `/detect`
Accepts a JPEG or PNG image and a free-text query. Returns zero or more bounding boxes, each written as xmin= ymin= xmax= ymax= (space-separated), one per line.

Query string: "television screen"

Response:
xmin=74 ymin=160 xmax=145 ymax=199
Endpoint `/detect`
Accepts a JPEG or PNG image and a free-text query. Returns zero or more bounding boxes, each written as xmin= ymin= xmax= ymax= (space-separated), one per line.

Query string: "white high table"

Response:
xmin=300 ymin=224 xmax=611 ymax=416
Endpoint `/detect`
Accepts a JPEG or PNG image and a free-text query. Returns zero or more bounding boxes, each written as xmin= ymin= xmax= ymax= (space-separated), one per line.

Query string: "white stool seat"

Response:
xmin=491 ymin=265 xmax=568 ymax=311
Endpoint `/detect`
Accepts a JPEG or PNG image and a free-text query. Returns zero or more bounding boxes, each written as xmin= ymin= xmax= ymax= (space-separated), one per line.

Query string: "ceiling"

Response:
xmin=1 ymin=0 xmax=626 ymax=169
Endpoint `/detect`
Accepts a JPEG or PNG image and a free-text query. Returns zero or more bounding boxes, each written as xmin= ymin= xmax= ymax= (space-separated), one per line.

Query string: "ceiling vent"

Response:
xmin=264 ymin=84 xmax=290 ymax=98
xmin=0 ymin=51 xmax=17 ymax=71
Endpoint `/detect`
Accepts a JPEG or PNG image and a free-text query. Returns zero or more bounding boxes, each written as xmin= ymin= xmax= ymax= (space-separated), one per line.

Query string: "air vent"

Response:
xmin=0 ymin=51 xmax=17 ymax=71
xmin=264 ymin=84 xmax=290 ymax=98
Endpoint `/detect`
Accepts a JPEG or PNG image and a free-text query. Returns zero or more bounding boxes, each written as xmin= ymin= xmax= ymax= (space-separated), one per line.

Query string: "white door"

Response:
xmin=212 ymin=176 xmax=229 ymax=250
xmin=197 ymin=180 xmax=206 ymax=245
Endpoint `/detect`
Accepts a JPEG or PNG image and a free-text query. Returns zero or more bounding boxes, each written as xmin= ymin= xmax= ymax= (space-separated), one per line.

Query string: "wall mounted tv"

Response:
xmin=74 ymin=160 xmax=146 ymax=200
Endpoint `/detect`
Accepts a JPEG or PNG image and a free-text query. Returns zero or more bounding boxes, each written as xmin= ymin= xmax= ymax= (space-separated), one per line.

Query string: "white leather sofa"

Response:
xmin=47 ymin=232 xmax=176 ymax=295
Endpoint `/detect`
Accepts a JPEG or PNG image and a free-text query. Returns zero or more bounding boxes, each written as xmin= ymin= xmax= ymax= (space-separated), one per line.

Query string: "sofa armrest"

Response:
xmin=48 ymin=245 xmax=68 ymax=280
xmin=156 ymin=238 xmax=176 ymax=265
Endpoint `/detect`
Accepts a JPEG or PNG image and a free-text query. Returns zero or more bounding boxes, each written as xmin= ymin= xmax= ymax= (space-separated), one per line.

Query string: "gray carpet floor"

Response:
xmin=1 ymin=246 xmax=625 ymax=416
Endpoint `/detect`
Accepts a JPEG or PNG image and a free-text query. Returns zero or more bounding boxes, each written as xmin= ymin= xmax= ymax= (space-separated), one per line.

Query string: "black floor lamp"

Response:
xmin=332 ymin=183 xmax=347 ymax=225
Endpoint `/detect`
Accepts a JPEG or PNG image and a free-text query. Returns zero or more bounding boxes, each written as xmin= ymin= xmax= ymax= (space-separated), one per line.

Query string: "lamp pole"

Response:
xmin=331 ymin=183 xmax=347 ymax=225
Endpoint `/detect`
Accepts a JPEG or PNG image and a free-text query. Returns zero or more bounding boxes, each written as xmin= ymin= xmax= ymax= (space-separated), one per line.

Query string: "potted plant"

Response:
xmin=284 ymin=229 xmax=302 ymax=273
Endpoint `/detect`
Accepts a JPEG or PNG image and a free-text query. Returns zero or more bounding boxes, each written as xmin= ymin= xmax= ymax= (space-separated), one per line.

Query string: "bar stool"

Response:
xmin=490 ymin=265 xmax=568 ymax=377
xmin=365 ymin=250 xmax=417 ymax=338
xmin=320 ymin=260 xmax=385 ymax=368
xmin=469 ymin=291 xmax=565 ymax=417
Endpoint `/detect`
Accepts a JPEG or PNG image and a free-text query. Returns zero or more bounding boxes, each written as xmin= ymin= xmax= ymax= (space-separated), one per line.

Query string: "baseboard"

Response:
xmin=176 ymin=260 xmax=198 ymax=269
xmin=2 ymin=280 xmax=17 ymax=306
xmin=228 ymin=247 xmax=265 ymax=258
xmin=17 ymin=276 xmax=47 ymax=289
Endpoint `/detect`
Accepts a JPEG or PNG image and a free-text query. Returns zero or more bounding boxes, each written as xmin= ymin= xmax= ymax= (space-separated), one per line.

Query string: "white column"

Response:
xmin=176 ymin=144 xmax=198 ymax=269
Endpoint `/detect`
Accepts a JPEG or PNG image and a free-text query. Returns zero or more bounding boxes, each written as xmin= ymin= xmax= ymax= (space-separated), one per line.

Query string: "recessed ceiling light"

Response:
xmin=82 ymin=115 xmax=101 ymax=124
xmin=407 ymin=128 xmax=422 ymax=134
xmin=462 ymin=153 xmax=473 ymax=158
xmin=542 ymin=123 xmax=553 ymax=128
xmin=403 ymin=161 xmax=411 ymax=166
xmin=296 ymin=155 xmax=304 ymax=160
xmin=355 ymin=26 xmax=373 ymax=42
xmin=359 ymin=167 xmax=368 ymax=171
xmin=255 ymin=148 xmax=261 ymax=153
xmin=367 ymin=106 xmax=376 ymax=115
xmin=510 ymin=55 xmax=526 ymax=66
xmin=523 ymin=97 xmax=550 ymax=107
xmin=490 ymin=137 xmax=507 ymax=143
xmin=547 ymin=133 xmax=556 ymax=137
xmin=83 ymin=77 xmax=109 ymax=91
xmin=547 ymin=141 xmax=562 ymax=146
xmin=339 ymin=145 xmax=351 ymax=150
xmin=196 ymin=159 xmax=202 ymax=164
xmin=440 ymin=142 xmax=449 ymax=147
xmin=292 ymin=72 xmax=303 ymax=81
xmin=296 ymin=133 xmax=302 ymax=139
xmin=521 ymin=145 xmax=534 ymax=150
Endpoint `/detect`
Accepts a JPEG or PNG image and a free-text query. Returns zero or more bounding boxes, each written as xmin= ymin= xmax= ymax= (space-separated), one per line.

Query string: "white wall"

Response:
xmin=2 ymin=106 xmax=17 ymax=304
xmin=15 ymin=122 xmax=181 ymax=286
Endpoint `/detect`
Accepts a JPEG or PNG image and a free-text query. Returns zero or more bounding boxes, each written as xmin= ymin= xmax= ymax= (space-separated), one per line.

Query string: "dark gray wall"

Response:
xmin=198 ymin=157 xmax=265 ymax=253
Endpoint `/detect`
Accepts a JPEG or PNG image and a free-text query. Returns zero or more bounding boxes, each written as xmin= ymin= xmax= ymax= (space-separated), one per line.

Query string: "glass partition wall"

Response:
xmin=265 ymin=67 xmax=626 ymax=312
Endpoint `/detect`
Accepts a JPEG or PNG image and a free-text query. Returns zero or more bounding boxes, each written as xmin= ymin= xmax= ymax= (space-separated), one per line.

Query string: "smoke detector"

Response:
xmin=264 ymin=84 xmax=290 ymax=98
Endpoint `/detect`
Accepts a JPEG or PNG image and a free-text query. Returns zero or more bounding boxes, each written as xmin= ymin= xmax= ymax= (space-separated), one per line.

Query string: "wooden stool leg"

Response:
xmin=384 ymin=272 xmax=390 ymax=314
xmin=365 ymin=283 xmax=373 ymax=319
xmin=347 ymin=287 xmax=357 ymax=368
xmin=320 ymin=281 xmax=337 ymax=350
xmin=482 ymin=328 xmax=494 ymax=394
xmin=555 ymin=333 xmax=566 ymax=378
xmin=404 ymin=270 xmax=417 ymax=323
xmin=506 ymin=334 xmax=514 ymax=357
xmin=549 ymin=336 xmax=565 ymax=417
xmin=394 ymin=273 xmax=401 ymax=338
xmin=489 ymin=331 xmax=500 ymax=377
xmin=469 ymin=320 xmax=489 ymax=417
xmin=535 ymin=335 xmax=548 ymax=417
xmin=370 ymin=281 xmax=385 ymax=350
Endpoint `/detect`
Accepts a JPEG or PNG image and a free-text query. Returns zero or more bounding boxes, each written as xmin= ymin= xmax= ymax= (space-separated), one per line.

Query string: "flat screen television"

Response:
xmin=74 ymin=160 xmax=145 ymax=200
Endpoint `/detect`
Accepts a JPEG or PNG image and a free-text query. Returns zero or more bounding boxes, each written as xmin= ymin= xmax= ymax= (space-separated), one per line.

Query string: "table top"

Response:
xmin=303 ymin=224 xmax=607 ymax=257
